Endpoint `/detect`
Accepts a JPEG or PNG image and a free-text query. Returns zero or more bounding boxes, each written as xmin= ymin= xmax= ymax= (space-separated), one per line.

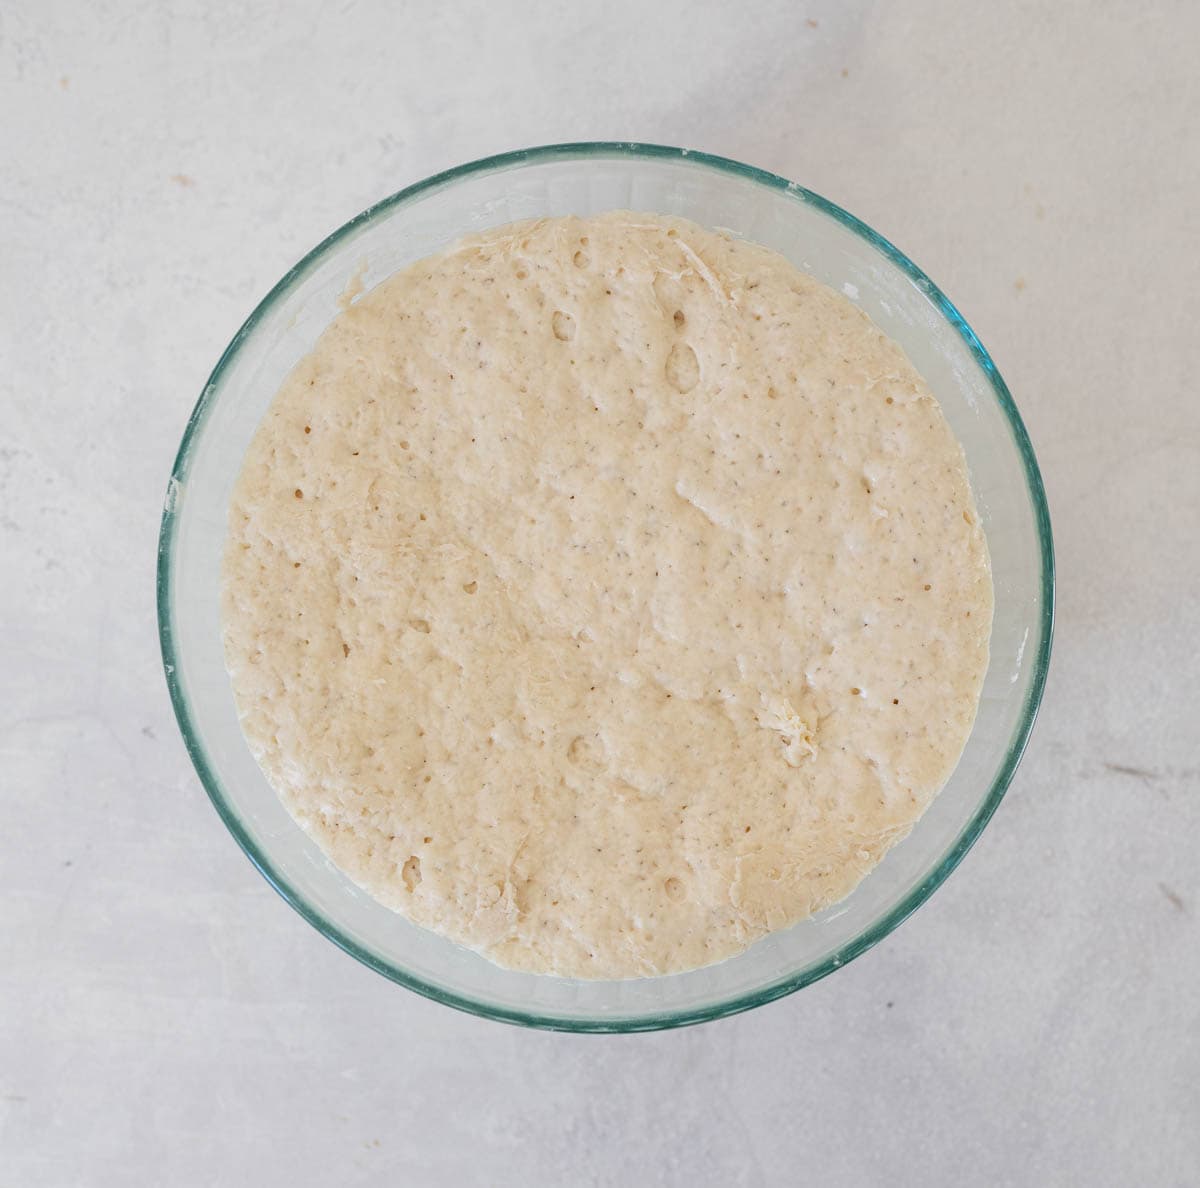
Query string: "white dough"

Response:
xmin=221 ymin=212 xmax=993 ymax=978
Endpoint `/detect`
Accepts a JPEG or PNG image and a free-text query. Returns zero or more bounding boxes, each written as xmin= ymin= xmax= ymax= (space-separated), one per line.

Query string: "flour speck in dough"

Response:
xmin=221 ymin=212 xmax=993 ymax=978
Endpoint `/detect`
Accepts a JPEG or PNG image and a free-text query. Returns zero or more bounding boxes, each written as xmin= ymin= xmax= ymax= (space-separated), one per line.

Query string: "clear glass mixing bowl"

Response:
xmin=158 ymin=143 xmax=1054 ymax=1031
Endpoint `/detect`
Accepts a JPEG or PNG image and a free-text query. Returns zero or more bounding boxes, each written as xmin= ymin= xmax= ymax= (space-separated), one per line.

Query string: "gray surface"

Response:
xmin=2 ymin=2 xmax=1197 ymax=1184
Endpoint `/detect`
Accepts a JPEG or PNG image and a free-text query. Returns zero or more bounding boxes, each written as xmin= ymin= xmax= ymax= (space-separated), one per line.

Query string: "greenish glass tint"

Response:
xmin=158 ymin=143 xmax=1054 ymax=1032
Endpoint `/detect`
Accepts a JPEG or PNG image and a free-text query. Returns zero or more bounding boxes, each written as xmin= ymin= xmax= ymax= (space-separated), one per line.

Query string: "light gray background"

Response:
xmin=3 ymin=2 xmax=1197 ymax=1184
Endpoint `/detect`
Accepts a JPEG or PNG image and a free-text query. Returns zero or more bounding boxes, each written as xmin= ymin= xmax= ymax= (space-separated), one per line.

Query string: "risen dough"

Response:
xmin=222 ymin=212 xmax=992 ymax=978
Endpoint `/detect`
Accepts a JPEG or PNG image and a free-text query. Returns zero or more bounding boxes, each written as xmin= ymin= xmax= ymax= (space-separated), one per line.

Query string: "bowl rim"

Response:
xmin=157 ymin=141 xmax=1055 ymax=1032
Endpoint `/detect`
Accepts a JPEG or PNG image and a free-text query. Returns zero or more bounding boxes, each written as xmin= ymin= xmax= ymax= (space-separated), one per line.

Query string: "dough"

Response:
xmin=222 ymin=212 xmax=993 ymax=978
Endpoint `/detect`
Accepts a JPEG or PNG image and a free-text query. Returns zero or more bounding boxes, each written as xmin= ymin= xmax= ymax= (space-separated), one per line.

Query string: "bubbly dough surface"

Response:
xmin=222 ymin=212 xmax=993 ymax=978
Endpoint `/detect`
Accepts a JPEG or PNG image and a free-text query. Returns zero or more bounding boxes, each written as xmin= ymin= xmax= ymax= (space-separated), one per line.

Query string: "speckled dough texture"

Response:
xmin=221 ymin=212 xmax=993 ymax=978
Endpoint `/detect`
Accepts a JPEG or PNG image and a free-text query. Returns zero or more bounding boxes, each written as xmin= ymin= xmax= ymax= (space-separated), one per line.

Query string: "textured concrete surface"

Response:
xmin=3 ymin=2 xmax=1198 ymax=1184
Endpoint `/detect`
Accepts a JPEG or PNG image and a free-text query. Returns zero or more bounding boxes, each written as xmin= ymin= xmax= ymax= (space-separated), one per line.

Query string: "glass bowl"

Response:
xmin=158 ymin=143 xmax=1053 ymax=1031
